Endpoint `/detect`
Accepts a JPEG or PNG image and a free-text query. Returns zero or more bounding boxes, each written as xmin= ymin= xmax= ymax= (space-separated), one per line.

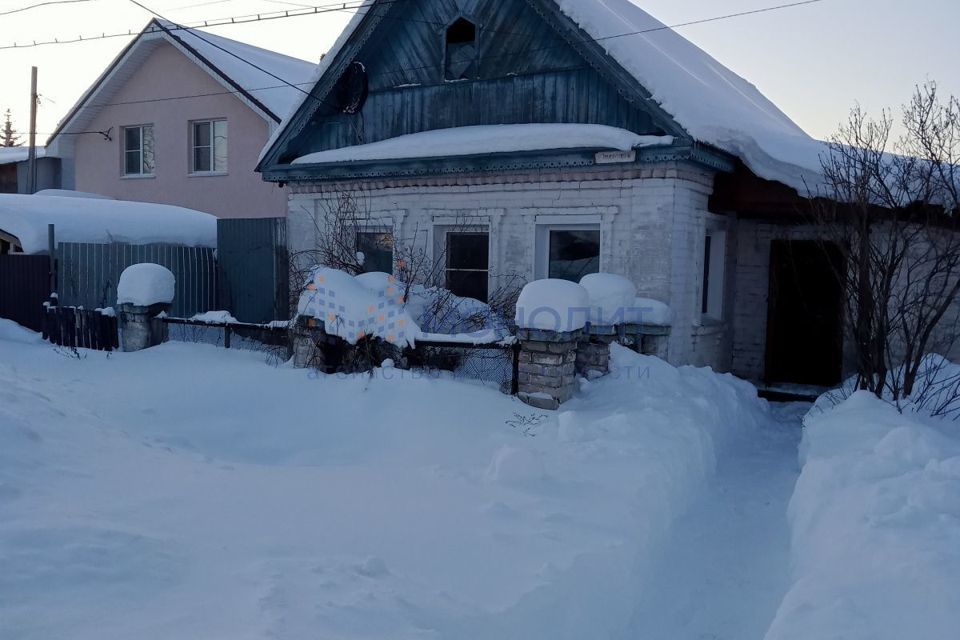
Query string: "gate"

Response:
xmin=217 ymin=218 xmax=288 ymax=323
xmin=0 ymin=254 xmax=50 ymax=331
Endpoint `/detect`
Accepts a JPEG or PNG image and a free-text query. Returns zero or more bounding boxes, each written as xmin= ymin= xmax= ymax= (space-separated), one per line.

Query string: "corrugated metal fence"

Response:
xmin=57 ymin=242 xmax=217 ymax=317
xmin=217 ymin=218 xmax=288 ymax=323
xmin=0 ymin=254 xmax=50 ymax=331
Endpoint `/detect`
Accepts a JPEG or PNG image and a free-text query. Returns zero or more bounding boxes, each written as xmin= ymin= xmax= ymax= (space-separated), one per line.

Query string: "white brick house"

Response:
xmin=259 ymin=0 xmax=839 ymax=385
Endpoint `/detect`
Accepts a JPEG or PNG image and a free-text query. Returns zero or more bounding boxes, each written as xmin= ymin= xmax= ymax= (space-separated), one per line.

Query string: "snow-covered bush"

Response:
xmin=766 ymin=392 xmax=960 ymax=640
xmin=515 ymin=279 xmax=590 ymax=332
xmin=116 ymin=263 xmax=175 ymax=307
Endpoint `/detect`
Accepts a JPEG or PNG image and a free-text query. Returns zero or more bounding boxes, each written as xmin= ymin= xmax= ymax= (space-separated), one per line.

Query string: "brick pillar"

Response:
xmin=620 ymin=324 xmax=671 ymax=359
xmin=292 ymin=316 xmax=328 ymax=370
xmin=517 ymin=328 xmax=580 ymax=410
xmin=576 ymin=324 xmax=616 ymax=378
xmin=118 ymin=302 xmax=170 ymax=352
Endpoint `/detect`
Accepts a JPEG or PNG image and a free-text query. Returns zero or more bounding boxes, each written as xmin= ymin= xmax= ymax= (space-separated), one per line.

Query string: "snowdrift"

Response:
xmin=0 ymin=330 xmax=768 ymax=639
xmin=765 ymin=392 xmax=960 ymax=640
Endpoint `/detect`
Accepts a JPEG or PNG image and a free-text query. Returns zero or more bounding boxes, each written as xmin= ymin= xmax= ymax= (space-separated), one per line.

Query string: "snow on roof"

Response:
xmin=156 ymin=20 xmax=317 ymax=120
xmin=34 ymin=189 xmax=113 ymax=200
xmin=265 ymin=0 xmax=827 ymax=191
xmin=0 ymin=147 xmax=49 ymax=166
xmin=0 ymin=194 xmax=217 ymax=254
xmin=292 ymin=124 xmax=673 ymax=165
xmin=556 ymin=0 xmax=826 ymax=190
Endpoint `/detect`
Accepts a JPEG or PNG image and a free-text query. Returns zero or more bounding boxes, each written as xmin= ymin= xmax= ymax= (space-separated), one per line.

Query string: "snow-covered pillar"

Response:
xmin=516 ymin=327 xmax=581 ymax=410
xmin=292 ymin=316 xmax=328 ymax=370
xmin=116 ymin=264 xmax=175 ymax=352
xmin=118 ymin=303 xmax=170 ymax=352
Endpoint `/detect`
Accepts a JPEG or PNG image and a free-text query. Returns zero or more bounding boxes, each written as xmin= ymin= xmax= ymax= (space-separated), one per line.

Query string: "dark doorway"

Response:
xmin=765 ymin=240 xmax=844 ymax=386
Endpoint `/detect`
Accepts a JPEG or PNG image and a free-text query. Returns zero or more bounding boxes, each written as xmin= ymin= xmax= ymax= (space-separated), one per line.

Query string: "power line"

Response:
xmin=0 ymin=0 xmax=94 ymax=16
xmin=28 ymin=0 xmax=832 ymax=137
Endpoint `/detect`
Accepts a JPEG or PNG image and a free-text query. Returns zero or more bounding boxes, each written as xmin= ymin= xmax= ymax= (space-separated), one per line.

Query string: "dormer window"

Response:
xmin=445 ymin=18 xmax=478 ymax=81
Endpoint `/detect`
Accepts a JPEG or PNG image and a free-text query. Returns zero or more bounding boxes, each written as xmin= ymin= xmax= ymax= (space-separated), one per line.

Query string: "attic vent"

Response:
xmin=445 ymin=18 xmax=478 ymax=81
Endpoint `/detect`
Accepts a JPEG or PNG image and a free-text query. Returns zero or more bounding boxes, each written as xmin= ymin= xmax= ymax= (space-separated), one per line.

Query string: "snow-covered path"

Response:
xmin=625 ymin=403 xmax=806 ymax=640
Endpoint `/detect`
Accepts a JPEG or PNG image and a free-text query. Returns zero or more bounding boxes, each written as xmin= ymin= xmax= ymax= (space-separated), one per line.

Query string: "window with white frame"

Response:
xmin=191 ymin=119 xmax=228 ymax=174
xmin=122 ymin=124 xmax=155 ymax=176
xmin=535 ymin=224 xmax=601 ymax=282
xmin=701 ymin=230 xmax=727 ymax=320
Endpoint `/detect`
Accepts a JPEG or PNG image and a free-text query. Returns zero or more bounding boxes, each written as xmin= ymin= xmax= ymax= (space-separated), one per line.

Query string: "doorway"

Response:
xmin=764 ymin=240 xmax=844 ymax=386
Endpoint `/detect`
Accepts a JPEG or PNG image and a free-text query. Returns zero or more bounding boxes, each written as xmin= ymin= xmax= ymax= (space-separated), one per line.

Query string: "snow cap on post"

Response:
xmin=515 ymin=279 xmax=590 ymax=333
xmin=117 ymin=263 xmax=176 ymax=307
xmin=579 ymin=273 xmax=637 ymax=326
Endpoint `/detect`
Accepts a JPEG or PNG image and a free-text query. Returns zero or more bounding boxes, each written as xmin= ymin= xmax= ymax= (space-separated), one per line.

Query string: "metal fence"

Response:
xmin=56 ymin=242 xmax=217 ymax=318
xmin=217 ymin=218 xmax=288 ymax=323
xmin=0 ymin=254 xmax=50 ymax=331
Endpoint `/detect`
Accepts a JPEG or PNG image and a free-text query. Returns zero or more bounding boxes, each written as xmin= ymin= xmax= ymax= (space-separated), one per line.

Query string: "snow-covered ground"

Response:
xmin=0 ymin=321 xmax=771 ymax=640
xmin=766 ymin=392 xmax=960 ymax=640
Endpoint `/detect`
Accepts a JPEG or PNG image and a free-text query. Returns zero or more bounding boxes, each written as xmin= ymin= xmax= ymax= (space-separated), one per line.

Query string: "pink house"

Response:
xmin=47 ymin=19 xmax=316 ymax=219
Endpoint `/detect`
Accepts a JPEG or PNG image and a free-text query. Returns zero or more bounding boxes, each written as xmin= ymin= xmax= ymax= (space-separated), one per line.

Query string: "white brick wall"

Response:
xmin=287 ymin=162 xmax=734 ymax=371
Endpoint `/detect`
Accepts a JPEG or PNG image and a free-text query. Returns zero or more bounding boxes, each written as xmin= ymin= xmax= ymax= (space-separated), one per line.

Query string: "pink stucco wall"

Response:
xmin=74 ymin=41 xmax=287 ymax=218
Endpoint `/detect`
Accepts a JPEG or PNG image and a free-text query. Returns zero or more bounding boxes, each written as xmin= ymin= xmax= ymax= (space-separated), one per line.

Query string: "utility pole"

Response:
xmin=26 ymin=66 xmax=38 ymax=194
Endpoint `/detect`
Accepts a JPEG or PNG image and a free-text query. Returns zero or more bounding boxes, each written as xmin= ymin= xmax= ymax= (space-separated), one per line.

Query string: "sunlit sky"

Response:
xmin=0 ymin=0 xmax=958 ymax=143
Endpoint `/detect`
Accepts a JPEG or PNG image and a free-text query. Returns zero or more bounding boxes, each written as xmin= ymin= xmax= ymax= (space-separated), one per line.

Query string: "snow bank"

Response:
xmin=0 ymin=193 xmax=216 ymax=254
xmin=0 ymin=331 xmax=769 ymax=640
xmin=515 ymin=279 xmax=590 ymax=332
xmin=117 ymin=264 xmax=175 ymax=307
xmin=579 ymin=273 xmax=636 ymax=325
xmin=297 ymin=267 xmax=419 ymax=347
xmin=765 ymin=392 xmax=960 ymax=640
xmin=292 ymin=124 xmax=672 ymax=165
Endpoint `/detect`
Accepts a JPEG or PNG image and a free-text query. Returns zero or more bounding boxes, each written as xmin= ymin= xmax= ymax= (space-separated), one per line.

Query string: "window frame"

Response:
xmin=189 ymin=118 xmax=228 ymax=176
xmin=442 ymin=16 xmax=480 ymax=82
xmin=355 ymin=229 xmax=395 ymax=274
xmin=701 ymin=229 xmax=727 ymax=322
xmin=121 ymin=124 xmax=155 ymax=177
xmin=535 ymin=223 xmax=603 ymax=282
xmin=440 ymin=227 xmax=490 ymax=302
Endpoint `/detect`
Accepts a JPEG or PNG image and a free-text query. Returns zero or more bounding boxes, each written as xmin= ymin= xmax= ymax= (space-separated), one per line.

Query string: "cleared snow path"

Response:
xmin=624 ymin=402 xmax=806 ymax=640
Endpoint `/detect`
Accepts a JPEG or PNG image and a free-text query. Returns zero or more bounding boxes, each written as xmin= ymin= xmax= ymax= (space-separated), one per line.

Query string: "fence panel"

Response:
xmin=43 ymin=305 xmax=118 ymax=351
xmin=56 ymin=242 xmax=216 ymax=318
xmin=217 ymin=218 xmax=288 ymax=324
xmin=0 ymin=254 xmax=50 ymax=331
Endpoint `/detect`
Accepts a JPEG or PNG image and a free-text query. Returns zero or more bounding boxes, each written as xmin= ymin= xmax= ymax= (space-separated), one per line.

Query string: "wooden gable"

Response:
xmin=262 ymin=0 xmax=694 ymax=170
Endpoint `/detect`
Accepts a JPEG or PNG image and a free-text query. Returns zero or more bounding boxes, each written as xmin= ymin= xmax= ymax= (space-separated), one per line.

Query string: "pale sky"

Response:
xmin=0 ymin=0 xmax=958 ymax=143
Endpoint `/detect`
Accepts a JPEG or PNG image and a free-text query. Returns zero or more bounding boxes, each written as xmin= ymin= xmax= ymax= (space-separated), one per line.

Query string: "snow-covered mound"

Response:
xmin=630 ymin=296 xmax=673 ymax=326
xmin=298 ymin=267 xmax=419 ymax=347
xmin=117 ymin=263 xmax=175 ymax=307
xmin=34 ymin=189 xmax=113 ymax=200
xmin=292 ymin=124 xmax=672 ymax=164
xmin=0 ymin=193 xmax=217 ymax=254
xmin=0 ymin=327 xmax=768 ymax=639
xmin=579 ymin=273 xmax=636 ymax=325
xmin=515 ymin=279 xmax=590 ymax=332
xmin=765 ymin=392 xmax=960 ymax=640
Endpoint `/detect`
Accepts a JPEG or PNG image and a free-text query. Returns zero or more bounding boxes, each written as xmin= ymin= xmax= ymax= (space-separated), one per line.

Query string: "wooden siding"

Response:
xmin=282 ymin=0 xmax=668 ymax=162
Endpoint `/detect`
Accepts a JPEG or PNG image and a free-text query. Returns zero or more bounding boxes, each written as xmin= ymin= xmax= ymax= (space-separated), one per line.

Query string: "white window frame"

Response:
xmin=701 ymin=229 xmax=727 ymax=322
xmin=121 ymin=124 xmax=155 ymax=177
xmin=189 ymin=119 xmax=228 ymax=175
xmin=534 ymin=223 xmax=603 ymax=281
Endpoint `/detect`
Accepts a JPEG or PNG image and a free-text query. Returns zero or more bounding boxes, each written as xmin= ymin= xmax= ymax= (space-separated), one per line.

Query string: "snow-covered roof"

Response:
xmin=154 ymin=19 xmax=317 ymax=121
xmin=0 ymin=147 xmax=49 ymax=166
xmin=0 ymin=193 xmax=217 ymax=254
xmin=48 ymin=19 xmax=316 ymax=149
xmin=292 ymin=125 xmax=673 ymax=165
xmin=555 ymin=0 xmax=826 ymax=190
xmin=263 ymin=0 xmax=827 ymax=191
